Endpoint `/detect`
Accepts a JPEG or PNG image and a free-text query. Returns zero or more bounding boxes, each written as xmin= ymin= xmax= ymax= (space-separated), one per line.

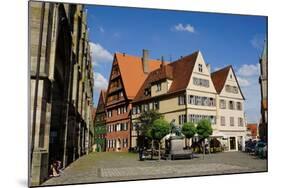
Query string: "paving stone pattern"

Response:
xmin=43 ymin=152 xmax=267 ymax=186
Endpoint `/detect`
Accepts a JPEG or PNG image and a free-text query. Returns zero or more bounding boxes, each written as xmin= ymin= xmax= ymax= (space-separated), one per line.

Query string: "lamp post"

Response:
xmin=136 ymin=123 xmax=144 ymax=161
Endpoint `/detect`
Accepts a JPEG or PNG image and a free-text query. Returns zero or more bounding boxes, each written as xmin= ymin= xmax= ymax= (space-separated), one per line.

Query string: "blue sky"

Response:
xmin=86 ymin=5 xmax=267 ymax=123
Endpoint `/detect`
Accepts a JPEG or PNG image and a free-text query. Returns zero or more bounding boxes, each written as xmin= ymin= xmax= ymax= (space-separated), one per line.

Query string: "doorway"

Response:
xmin=229 ymin=137 xmax=236 ymax=150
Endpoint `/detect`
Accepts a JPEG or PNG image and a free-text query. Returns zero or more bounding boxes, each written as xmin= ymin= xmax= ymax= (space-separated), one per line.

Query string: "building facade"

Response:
xmin=29 ymin=2 xmax=94 ymax=186
xmin=211 ymin=66 xmax=246 ymax=151
xmin=258 ymin=40 xmax=268 ymax=142
xmin=105 ymin=50 xmax=163 ymax=152
xmin=93 ymin=90 xmax=107 ymax=152
xmin=131 ymin=51 xmax=246 ymax=152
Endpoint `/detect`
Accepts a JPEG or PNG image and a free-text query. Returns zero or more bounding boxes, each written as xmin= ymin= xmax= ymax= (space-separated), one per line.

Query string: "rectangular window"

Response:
xmin=144 ymin=104 xmax=149 ymax=112
xmin=123 ymin=138 xmax=128 ymax=148
xmin=124 ymin=122 xmax=128 ymax=131
xmin=229 ymin=101 xmax=234 ymax=110
xmin=237 ymin=102 xmax=242 ymax=110
xmin=225 ymin=85 xmax=239 ymax=94
xmin=230 ymin=117 xmax=234 ymax=126
xmin=220 ymin=100 xmax=226 ymax=109
xmin=132 ymin=107 xmax=136 ymax=115
xmin=238 ymin=117 xmax=243 ymax=126
xmin=107 ymin=110 xmax=112 ymax=117
xmin=116 ymin=124 xmax=121 ymax=131
xmin=137 ymin=106 xmax=141 ymax=114
xmin=153 ymin=101 xmax=159 ymax=110
xmin=198 ymin=64 xmax=203 ymax=72
xmin=188 ymin=95 xmax=195 ymax=104
xmin=233 ymin=86 xmax=238 ymax=94
xmin=178 ymin=95 xmax=186 ymax=105
xmin=210 ymin=98 xmax=215 ymax=106
xmin=193 ymin=77 xmax=209 ymax=87
xmin=156 ymin=83 xmax=161 ymax=91
xmin=221 ymin=116 xmax=225 ymax=126
xmin=179 ymin=114 xmax=187 ymax=125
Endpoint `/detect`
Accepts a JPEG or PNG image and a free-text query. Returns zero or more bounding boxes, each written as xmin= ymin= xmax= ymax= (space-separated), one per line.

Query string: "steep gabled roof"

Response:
xmin=101 ymin=90 xmax=107 ymax=103
xmin=211 ymin=65 xmax=245 ymax=99
xmin=211 ymin=66 xmax=231 ymax=93
xmin=167 ymin=51 xmax=199 ymax=93
xmin=115 ymin=52 xmax=164 ymax=99
xmin=92 ymin=107 xmax=97 ymax=120
xmin=96 ymin=90 xmax=107 ymax=113
xmin=133 ymin=51 xmax=199 ymax=102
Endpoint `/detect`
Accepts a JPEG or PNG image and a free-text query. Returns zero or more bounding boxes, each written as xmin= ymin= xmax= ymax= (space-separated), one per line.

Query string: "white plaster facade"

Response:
xmin=131 ymin=51 xmax=247 ymax=151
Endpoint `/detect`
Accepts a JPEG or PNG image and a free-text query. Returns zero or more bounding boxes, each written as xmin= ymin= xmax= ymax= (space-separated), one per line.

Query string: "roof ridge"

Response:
xmin=211 ymin=65 xmax=232 ymax=75
xmin=115 ymin=52 xmax=168 ymax=64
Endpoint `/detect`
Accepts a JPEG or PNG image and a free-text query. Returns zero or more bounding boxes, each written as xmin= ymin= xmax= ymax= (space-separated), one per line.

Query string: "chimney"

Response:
xmin=142 ymin=49 xmax=149 ymax=74
xmin=207 ymin=64 xmax=211 ymax=73
xmin=160 ymin=56 xmax=164 ymax=68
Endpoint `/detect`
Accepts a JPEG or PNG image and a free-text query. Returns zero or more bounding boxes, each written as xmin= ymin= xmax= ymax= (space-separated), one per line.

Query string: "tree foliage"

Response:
xmin=138 ymin=110 xmax=163 ymax=138
xmin=196 ymin=119 xmax=213 ymax=139
xmin=151 ymin=118 xmax=170 ymax=141
xmin=182 ymin=122 xmax=197 ymax=139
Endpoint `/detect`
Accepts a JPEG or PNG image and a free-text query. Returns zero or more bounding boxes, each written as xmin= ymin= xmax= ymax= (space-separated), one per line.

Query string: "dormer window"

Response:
xmin=144 ymin=88 xmax=151 ymax=96
xmin=198 ymin=64 xmax=203 ymax=72
xmin=156 ymin=83 xmax=161 ymax=91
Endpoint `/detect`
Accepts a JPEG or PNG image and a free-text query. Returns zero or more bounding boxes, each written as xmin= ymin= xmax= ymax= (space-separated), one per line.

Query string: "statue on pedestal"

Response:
xmin=170 ymin=119 xmax=183 ymax=138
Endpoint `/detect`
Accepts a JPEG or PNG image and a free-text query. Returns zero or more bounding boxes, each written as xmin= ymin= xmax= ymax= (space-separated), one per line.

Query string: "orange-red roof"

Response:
xmin=247 ymin=123 xmax=258 ymax=137
xmin=115 ymin=53 xmax=164 ymax=99
xmin=133 ymin=51 xmax=199 ymax=102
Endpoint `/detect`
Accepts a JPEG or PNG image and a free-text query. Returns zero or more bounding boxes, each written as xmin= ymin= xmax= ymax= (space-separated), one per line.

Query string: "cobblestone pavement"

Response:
xmin=42 ymin=152 xmax=267 ymax=186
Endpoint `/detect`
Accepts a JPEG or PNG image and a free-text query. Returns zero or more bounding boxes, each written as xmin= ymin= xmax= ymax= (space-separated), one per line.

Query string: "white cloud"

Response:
xmin=237 ymin=76 xmax=250 ymax=87
xmin=89 ymin=42 xmax=113 ymax=67
xmin=94 ymin=72 xmax=108 ymax=91
xmin=235 ymin=63 xmax=261 ymax=122
xmin=237 ymin=63 xmax=260 ymax=77
xmin=250 ymin=34 xmax=265 ymax=51
xmin=173 ymin=23 xmax=195 ymax=33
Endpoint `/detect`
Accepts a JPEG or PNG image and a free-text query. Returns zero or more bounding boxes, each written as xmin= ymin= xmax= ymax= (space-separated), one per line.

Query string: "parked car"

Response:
xmin=245 ymin=140 xmax=256 ymax=153
xmin=261 ymin=145 xmax=267 ymax=159
xmin=255 ymin=141 xmax=266 ymax=156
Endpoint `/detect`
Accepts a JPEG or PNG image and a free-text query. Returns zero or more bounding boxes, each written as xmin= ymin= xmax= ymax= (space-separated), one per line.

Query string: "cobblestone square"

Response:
xmin=43 ymin=152 xmax=267 ymax=186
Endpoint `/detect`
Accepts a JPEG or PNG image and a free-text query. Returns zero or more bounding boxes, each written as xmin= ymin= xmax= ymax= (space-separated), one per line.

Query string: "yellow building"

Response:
xmin=131 ymin=51 xmax=246 ymax=151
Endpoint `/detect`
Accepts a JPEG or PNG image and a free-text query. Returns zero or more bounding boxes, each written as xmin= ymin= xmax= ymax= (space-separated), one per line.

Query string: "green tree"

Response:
xmin=151 ymin=118 xmax=170 ymax=160
xmin=196 ymin=119 xmax=213 ymax=158
xmin=138 ymin=110 xmax=162 ymax=157
xmin=182 ymin=122 xmax=196 ymax=149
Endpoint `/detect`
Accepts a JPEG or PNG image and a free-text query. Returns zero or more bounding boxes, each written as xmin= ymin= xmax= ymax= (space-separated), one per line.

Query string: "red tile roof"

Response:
xmin=211 ymin=65 xmax=245 ymax=99
xmin=115 ymin=52 xmax=164 ymax=99
xmin=133 ymin=51 xmax=199 ymax=102
xmin=247 ymin=123 xmax=258 ymax=137
xmin=211 ymin=66 xmax=231 ymax=93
